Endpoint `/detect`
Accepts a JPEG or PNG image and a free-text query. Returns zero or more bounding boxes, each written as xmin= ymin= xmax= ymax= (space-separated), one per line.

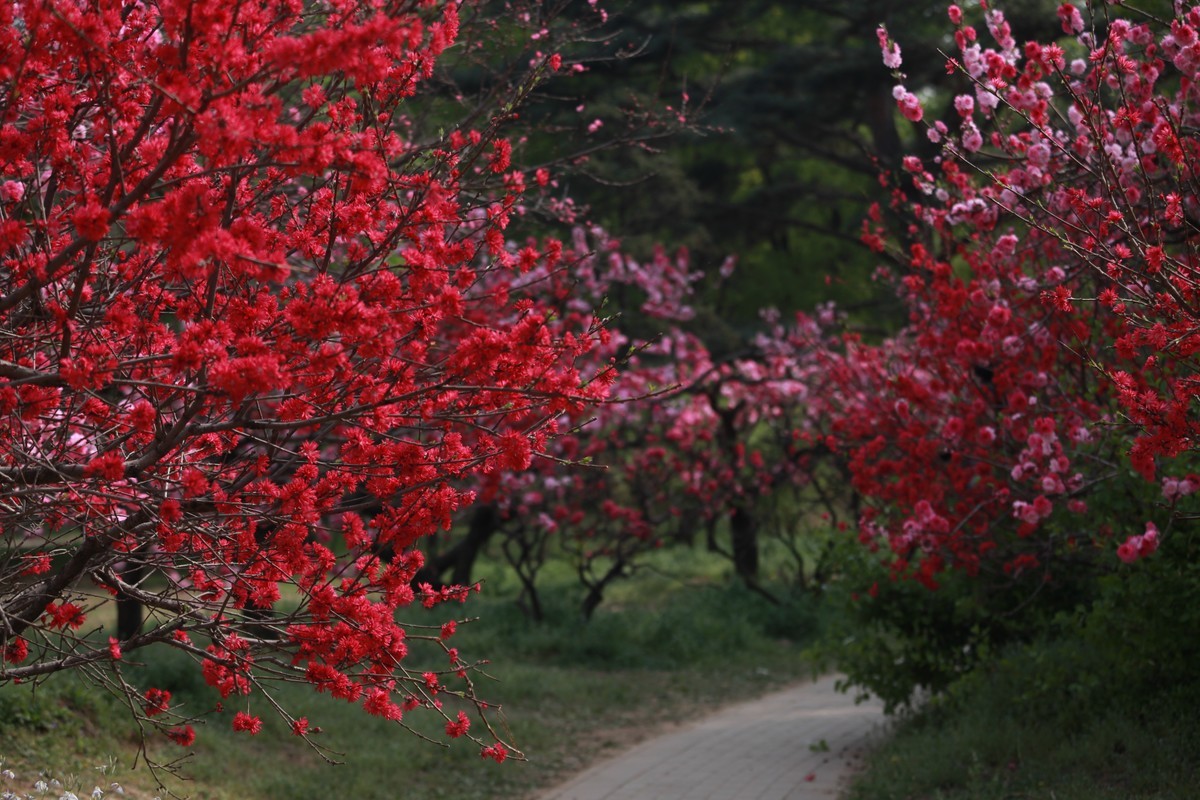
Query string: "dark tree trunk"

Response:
xmin=580 ymin=558 xmax=627 ymax=621
xmin=115 ymin=595 xmax=142 ymax=642
xmin=864 ymin=83 xmax=904 ymax=170
xmin=115 ymin=553 xmax=148 ymax=641
xmin=413 ymin=503 xmax=501 ymax=587
xmin=730 ymin=504 xmax=759 ymax=582
xmin=580 ymin=585 xmax=603 ymax=622
xmin=451 ymin=504 xmax=500 ymax=586
xmin=516 ymin=580 xmax=544 ymax=623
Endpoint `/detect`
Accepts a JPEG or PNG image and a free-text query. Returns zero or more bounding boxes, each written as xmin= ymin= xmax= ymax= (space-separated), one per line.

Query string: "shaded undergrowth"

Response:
xmin=846 ymin=637 xmax=1200 ymax=800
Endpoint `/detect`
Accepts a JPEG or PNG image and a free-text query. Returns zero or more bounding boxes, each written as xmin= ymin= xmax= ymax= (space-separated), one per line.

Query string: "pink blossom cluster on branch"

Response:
xmin=828 ymin=0 xmax=1200 ymax=590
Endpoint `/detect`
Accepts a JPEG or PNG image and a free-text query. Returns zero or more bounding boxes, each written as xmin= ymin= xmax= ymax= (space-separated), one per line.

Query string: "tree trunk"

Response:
xmin=115 ymin=552 xmax=148 ymax=641
xmin=413 ymin=503 xmax=501 ymax=587
xmin=580 ymin=558 xmax=626 ymax=621
xmin=730 ymin=504 xmax=759 ymax=582
xmin=451 ymin=504 xmax=500 ymax=586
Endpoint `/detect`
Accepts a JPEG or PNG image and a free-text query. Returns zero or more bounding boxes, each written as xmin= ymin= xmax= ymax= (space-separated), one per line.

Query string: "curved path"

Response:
xmin=536 ymin=674 xmax=886 ymax=800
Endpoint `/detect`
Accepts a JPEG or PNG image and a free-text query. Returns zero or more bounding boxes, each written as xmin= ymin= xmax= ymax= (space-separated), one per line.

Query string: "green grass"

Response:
xmin=0 ymin=553 xmax=821 ymax=800
xmin=844 ymin=647 xmax=1200 ymax=800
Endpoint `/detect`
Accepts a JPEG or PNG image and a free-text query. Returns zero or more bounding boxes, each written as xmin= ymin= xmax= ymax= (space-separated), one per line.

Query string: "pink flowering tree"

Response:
xmin=429 ymin=226 xmax=854 ymax=619
xmin=442 ymin=227 xmax=717 ymax=620
xmin=0 ymin=0 xmax=630 ymax=765
xmin=816 ymin=2 xmax=1200 ymax=707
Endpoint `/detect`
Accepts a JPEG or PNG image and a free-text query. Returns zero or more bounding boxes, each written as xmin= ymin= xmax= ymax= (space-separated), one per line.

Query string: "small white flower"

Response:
xmin=1 ymin=771 xmax=14 ymax=781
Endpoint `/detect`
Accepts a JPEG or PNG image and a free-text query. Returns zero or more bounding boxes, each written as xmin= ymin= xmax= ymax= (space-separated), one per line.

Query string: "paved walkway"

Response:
xmin=536 ymin=674 xmax=886 ymax=800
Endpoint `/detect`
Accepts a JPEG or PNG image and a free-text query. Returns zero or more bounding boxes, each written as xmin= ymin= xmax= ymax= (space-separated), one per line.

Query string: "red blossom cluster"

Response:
xmin=0 ymin=0 xmax=613 ymax=761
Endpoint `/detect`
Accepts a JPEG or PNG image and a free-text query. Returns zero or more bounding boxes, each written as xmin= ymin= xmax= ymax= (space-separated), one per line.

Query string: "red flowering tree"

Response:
xmin=0 ymin=0 xmax=622 ymax=762
xmin=816 ymin=1 xmax=1200 ymax=706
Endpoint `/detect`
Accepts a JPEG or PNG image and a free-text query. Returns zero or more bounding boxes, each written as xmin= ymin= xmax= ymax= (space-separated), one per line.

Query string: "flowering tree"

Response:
xmin=443 ymin=227 xmax=716 ymax=620
xmin=867 ymin=0 xmax=1200 ymax=577
xmin=815 ymin=1 xmax=1200 ymax=705
xmin=0 ymin=0 xmax=622 ymax=764
xmin=428 ymin=226 xmax=852 ymax=619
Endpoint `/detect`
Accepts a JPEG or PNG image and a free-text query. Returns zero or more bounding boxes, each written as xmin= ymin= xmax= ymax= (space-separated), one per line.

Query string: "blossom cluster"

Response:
xmin=0 ymin=0 xmax=613 ymax=762
xmin=833 ymin=1 xmax=1200 ymax=589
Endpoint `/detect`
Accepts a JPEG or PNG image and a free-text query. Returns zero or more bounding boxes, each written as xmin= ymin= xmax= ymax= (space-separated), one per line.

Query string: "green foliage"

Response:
xmin=520 ymin=1 xmax=972 ymax=329
xmin=0 ymin=684 xmax=75 ymax=733
xmin=1075 ymin=522 xmax=1200 ymax=690
xmin=0 ymin=674 xmax=120 ymax=736
xmin=840 ymin=517 xmax=1200 ymax=798
xmin=846 ymin=640 xmax=1200 ymax=800
xmin=449 ymin=578 xmax=818 ymax=671
xmin=821 ymin=569 xmax=996 ymax=711
xmin=125 ymin=644 xmax=211 ymax=704
xmin=818 ymin=531 xmax=1111 ymax=712
xmin=818 ymin=457 xmax=1198 ymax=713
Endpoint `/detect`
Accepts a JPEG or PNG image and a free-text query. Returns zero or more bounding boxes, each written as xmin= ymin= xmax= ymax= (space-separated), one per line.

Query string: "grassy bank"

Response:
xmin=844 ymin=644 xmax=1200 ymax=800
xmin=1 ymin=554 xmax=820 ymax=800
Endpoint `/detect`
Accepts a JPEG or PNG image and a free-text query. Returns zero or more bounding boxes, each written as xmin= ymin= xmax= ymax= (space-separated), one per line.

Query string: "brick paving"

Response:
xmin=536 ymin=674 xmax=886 ymax=800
